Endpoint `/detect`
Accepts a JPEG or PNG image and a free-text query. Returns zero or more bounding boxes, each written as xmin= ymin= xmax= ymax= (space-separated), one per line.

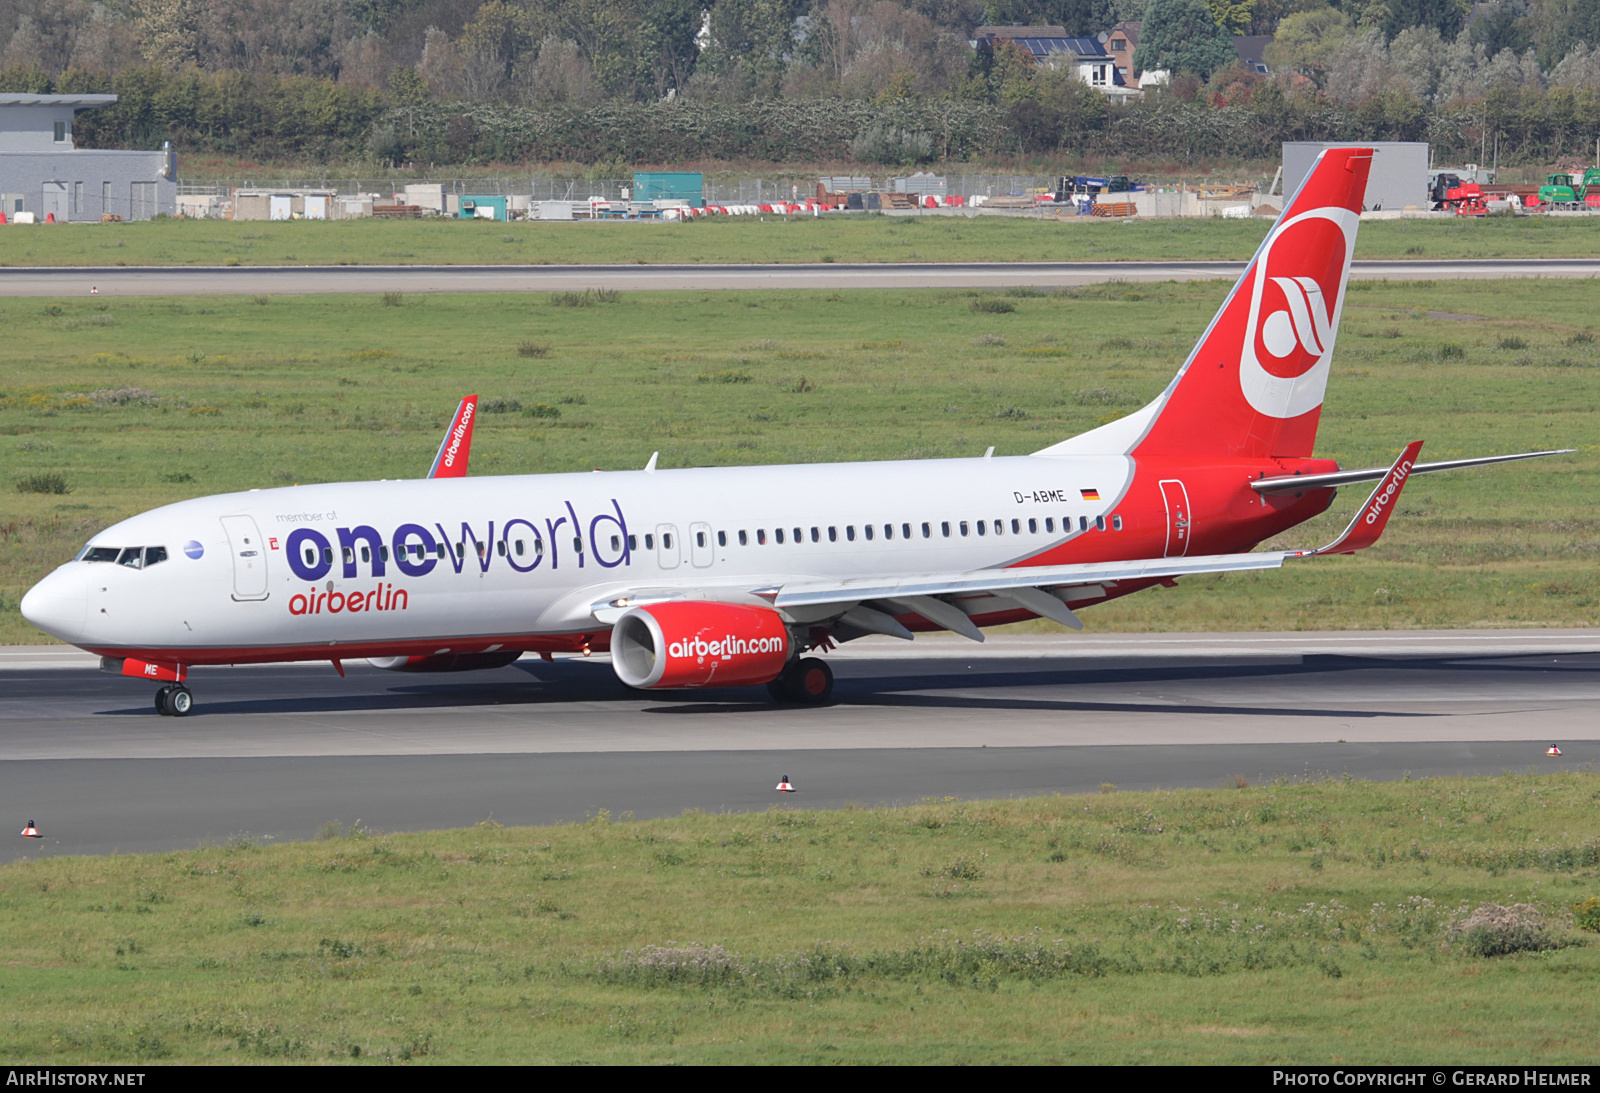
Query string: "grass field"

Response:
xmin=3 ymin=775 xmax=1598 ymax=1064
xmin=3 ymin=278 xmax=1597 ymax=643
xmin=4 ymin=212 xmax=1600 ymax=268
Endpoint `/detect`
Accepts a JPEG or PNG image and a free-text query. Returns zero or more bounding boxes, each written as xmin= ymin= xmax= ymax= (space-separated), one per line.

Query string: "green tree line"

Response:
xmin=5 ymin=60 xmax=1597 ymax=166
xmin=4 ymin=0 xmax=1600 ymax=165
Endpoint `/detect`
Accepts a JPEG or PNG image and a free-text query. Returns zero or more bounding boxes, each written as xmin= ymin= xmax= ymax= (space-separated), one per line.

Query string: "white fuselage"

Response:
xmin=23 ymin=453 xmax=1138 ymax=662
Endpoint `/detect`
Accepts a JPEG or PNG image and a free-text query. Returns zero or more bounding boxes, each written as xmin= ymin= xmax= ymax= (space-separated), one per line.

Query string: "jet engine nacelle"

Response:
xmin=611 ymin=601 xmax=790 ymax=689
xmin=367 ymin=650 xmax=524 ymax=672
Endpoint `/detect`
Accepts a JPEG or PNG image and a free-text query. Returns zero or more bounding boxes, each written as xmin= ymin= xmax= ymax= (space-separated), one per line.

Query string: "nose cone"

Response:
xmin=20 ymin=568 xmax=88 ymax=643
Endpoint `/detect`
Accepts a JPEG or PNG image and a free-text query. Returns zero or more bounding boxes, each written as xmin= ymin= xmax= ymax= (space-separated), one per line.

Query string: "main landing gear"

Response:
xmin=154 ymin=685 xmax=194 ymax=717
xmin=767 ymin=657 xmax=834 ymax=705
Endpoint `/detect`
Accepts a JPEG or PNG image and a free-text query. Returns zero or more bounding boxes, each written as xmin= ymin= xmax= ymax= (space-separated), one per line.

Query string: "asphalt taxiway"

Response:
xmin=3 ymin=631 xmax=1597 ymax=861
xmin=3 ymin=258 xmax=1599 ymax=297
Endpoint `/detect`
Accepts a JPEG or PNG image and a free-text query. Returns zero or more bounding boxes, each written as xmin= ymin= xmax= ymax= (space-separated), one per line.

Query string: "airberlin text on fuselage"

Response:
xmin=289 ymin=583 xmax=407 ymax=616
xmin=278 ymin=499 xmax=630 ymax=611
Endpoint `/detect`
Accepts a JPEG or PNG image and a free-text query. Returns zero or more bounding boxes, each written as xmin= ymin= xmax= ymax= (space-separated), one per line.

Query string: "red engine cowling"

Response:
xmin=611 ymin=601 xmax=790 ymax=689
xmin=367 ymin=650 xmax=524 ymax=672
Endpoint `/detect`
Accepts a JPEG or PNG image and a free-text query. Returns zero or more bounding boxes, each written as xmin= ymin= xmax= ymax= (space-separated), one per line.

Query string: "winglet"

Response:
xmin=427 ymin=396 xmax=478 ymax=479
xmin=1296 ymin=440 xmax=1423 ymax=557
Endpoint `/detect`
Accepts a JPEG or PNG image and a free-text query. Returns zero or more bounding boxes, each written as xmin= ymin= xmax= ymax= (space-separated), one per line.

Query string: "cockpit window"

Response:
xmin=80 ymin=545 xmax=167 ymax=567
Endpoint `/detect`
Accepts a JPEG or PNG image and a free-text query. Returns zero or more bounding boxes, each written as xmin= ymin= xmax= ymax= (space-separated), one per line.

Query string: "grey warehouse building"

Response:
xmin=0 ymin=93 xmax=175 ymax=222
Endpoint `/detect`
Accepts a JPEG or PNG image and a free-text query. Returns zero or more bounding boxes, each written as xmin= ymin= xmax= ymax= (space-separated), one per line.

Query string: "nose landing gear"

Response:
xmin=154 ymin=685 xmax=194 ymax=717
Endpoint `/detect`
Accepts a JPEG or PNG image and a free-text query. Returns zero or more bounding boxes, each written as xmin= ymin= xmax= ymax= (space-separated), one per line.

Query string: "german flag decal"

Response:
xmin=1080 ymin=488 xmax=1101 ymax=501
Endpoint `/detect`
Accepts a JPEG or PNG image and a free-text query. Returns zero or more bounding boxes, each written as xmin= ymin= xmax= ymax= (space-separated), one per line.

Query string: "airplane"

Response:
xmin=20 ymin=147 xmax=1571 ymax=717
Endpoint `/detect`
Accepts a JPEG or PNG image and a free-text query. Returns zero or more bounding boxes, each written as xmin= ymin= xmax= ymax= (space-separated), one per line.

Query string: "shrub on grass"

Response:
xmin=1447 ymin=903 xmax=1561 ymax=956
xmin=1573 ymin=897 xmax=1600 ymax=932
xmin=16 ymin=473 xmax=70 ymax=495
xmin=971 ymin=299 xmax=1016 ymax=314
xmin=550 ymin=288 xmax=621 ymax=308
xmin=1075 ymin=386 xmax=1125 ymax=406
xmin=516 ymin=342 xmax=551 ymax=358
xmin=381 ymin=292 xmax=404 ymax=307
xmin=524 ymin=403 xmax=561 ymax=419
xmin=89 ymin=387 xmax=159 ymax=406
xmin=480 ymin=397 xmax=522 ymax=414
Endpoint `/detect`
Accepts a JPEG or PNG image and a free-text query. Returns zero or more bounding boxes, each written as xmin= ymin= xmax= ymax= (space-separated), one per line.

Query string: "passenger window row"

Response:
xmin=618 ymin=514 xmax=1123 ymax=549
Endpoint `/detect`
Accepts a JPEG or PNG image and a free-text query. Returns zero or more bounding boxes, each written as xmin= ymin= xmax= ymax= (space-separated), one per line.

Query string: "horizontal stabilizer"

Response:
xmin=1253 ymin=448 xmax=1573 ymax=494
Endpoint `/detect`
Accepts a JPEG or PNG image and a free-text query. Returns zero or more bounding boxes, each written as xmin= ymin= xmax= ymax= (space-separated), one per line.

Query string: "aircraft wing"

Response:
xmin=581 ymin=548 xmax=1283 ymax=639
xmin=582 ymin=445 xmax=1430 ymax=641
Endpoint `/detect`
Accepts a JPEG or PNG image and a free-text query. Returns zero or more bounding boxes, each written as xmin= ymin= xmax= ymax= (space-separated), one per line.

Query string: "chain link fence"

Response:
xmin=177 ymin=171 xmax=1274 ymax=219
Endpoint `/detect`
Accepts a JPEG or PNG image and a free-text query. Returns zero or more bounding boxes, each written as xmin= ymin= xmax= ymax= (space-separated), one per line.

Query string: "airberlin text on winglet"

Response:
xmin=1364 ymin=459 xmax=1412 ymax=525
xmin=440 ymin=400 xmax=474 ymax=471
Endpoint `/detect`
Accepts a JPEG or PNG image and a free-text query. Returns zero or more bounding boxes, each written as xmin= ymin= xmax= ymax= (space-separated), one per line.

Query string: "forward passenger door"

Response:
xmin=220 ymin=515 xmax=269 ymax=600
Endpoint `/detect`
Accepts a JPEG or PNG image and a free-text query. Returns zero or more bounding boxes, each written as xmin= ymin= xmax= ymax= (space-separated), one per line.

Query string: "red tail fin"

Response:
xmin=427 ymin=396 xmax=478 ymax=478
xmin=1126 ymin=148 xmax=1372 ymax=460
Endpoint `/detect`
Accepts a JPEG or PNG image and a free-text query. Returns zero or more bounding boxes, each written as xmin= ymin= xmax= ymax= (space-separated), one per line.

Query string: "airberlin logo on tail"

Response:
xmin=668 ymin=634 xmax=786 ymax=661
xmin=1239 ymin=206 xmax=1358 ymax=420
xmin=1261 ymin=277 xmax=1333 ymax=359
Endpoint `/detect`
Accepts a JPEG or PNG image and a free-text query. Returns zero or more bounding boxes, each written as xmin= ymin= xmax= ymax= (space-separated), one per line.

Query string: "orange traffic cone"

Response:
xmin=20 ymin=821 xmax=41 ymax=838
xmin=775 ymin=775 xmax=795 ymax=793
xmin=90 ymin=286 xmax=98 ymax=295
xmin=1547 ymin=745 xmax=1562 ymax=757
xmin=0 ymin=210 xmax=6 ymax=224
xmin=45 ymin=212 xmax=54 ymax=224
